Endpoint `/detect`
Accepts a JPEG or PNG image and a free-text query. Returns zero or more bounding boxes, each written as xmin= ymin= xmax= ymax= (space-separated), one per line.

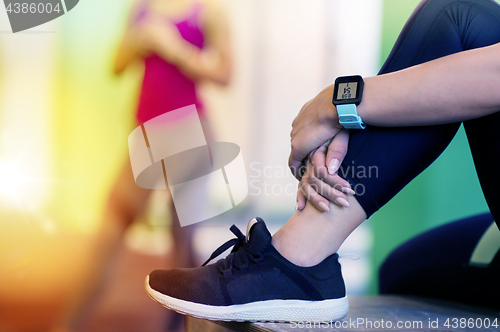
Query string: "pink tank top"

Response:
xmin=134 ymin=2 xmax=205 ymax=124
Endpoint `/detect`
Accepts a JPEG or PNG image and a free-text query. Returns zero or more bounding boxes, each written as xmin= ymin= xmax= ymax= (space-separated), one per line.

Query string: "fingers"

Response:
xmin=323 ymin=173 xmax=355 ymax=195
xmin=326 ymin=129 xmax=350 ymax=175
xmin=310 ymin=144 xmax=329 ymax=180
xmin=307 ymin=161 xmax=350 ymax=209
xmin=297 ymin=160 xmax=351 ymax=212
xmin=299 ymin=165 xmax=331 ymax=212
xmin=310 ymin=142 xmax=353 ymax=195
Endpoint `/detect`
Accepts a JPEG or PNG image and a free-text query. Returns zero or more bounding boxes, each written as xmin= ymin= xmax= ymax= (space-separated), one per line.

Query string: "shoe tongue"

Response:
xmin=245 ymin=217 xmax=271 ymax=251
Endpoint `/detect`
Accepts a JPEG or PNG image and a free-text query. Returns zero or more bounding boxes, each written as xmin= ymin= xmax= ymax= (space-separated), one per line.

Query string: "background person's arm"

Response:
xmin=151 ymin=0 xmax=232 ymax=85
xmin=113 ymin=0 xmax=148 ymax=75
xmin=113 ymin=28 xmax=147 ymax=75
xmin=113 ymin=0 xmax=232 ymax=85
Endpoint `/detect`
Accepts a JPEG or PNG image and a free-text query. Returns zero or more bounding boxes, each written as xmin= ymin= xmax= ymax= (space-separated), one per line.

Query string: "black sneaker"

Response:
xmin=145 ymin=217 xmax=348 ymax=322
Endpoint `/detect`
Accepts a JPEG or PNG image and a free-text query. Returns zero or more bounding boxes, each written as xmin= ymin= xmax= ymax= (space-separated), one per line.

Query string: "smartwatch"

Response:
xmin=332 ymin=75 xmax=366 ymax=129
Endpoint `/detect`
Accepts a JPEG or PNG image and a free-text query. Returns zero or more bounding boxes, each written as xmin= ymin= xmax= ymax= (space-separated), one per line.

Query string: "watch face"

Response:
xmin=332 ymin=75 xmax=364 ymax=105
xmin=337 ymin=82 xmax=358 ymax=101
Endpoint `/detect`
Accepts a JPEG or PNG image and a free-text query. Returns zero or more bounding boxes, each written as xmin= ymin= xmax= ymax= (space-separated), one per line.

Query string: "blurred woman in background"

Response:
xmin=56 ymin=0 xmax=232 ymax=330
xmin=111 ymin=0 xmax=231 ymax=273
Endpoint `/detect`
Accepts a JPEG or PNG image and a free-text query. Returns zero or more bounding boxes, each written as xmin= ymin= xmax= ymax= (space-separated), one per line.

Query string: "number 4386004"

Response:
xmin=6 ymin=2 xmax=61 ymax=14
xmin=444 ymin=317 xmax=498 ymax=329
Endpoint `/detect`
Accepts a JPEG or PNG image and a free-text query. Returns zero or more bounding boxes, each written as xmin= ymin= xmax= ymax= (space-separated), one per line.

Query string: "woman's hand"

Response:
xmin=139 ymin=17 xmax=187 ymax=62
xmin=289 ymin=84 xmax=343 ymax=180
xmin=296 ymin=130 xmax=354 ymax=212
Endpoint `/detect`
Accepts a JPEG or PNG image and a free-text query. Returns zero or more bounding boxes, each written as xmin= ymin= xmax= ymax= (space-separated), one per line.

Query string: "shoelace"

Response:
xmin=202 ymin=224 xmax=263 ymax=278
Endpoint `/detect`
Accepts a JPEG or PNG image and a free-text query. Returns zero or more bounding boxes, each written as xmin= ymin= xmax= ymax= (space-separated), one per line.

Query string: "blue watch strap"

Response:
xmin=337 ymin=104 xmax=366 ymax=129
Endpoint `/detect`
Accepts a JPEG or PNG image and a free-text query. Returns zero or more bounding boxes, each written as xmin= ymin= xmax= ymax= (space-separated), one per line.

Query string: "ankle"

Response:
xmin=271 ymin=197 xmax=367 ymax=267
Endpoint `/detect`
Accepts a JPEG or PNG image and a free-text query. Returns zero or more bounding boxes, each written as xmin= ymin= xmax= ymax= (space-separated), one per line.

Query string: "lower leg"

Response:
xmin=170 ymin=201 xmax=197 ymax=268
xmin=272 ymin=195 xmax=366 ymax=267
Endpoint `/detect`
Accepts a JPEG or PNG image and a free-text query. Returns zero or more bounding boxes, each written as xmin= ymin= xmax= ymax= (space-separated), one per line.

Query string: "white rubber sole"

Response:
xmin=145 ymin=275 xmax=349 ymax=322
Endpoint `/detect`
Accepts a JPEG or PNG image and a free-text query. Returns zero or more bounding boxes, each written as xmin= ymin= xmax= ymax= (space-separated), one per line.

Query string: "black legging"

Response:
xmin=342 ymin=0 xmax=500 ymax=226
xmin=347 ymin=0 xmax=500 ymax=307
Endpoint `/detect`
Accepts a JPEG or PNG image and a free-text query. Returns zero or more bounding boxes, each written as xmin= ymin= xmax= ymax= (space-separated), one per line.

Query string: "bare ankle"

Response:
xmin=270 ymin=197 xmax=366 ymax=267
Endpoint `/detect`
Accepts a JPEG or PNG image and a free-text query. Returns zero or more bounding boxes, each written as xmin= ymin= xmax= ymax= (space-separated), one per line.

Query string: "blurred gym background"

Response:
xmin=0 ymin=0 xmax=489 ymax=331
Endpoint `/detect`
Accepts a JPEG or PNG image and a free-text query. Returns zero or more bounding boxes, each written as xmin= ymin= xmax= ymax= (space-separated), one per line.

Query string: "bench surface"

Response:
xmin=186 ymin=296 xmax=500 ymax=332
